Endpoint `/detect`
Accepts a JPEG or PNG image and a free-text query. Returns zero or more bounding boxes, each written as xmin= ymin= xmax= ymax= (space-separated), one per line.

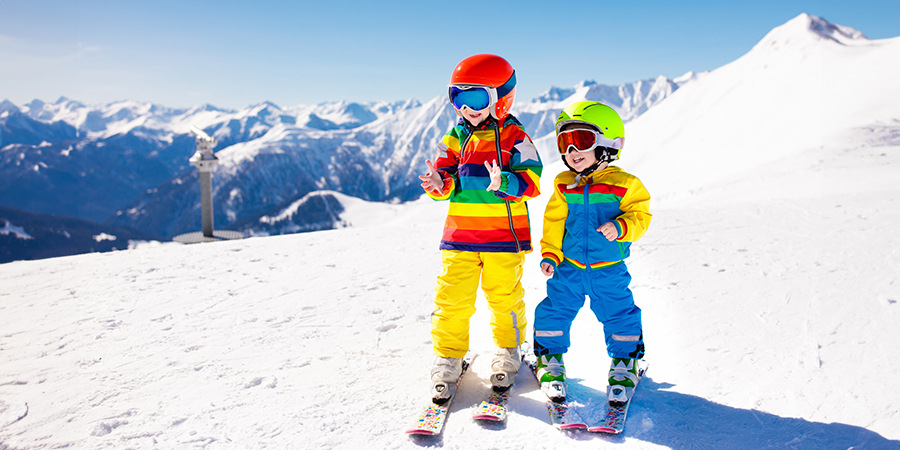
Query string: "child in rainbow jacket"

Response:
xmin=419 ymin=54 xmax=542 ymax=403
xmin=533 ymin=101 xmax=651 ymax=406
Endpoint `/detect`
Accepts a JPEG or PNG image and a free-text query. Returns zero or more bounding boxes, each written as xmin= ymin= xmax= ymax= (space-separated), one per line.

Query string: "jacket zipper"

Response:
xmin=494 ymin=122 xmax=521 ymax=253
xmin=583 ymin=182 xmax=590 ymax=270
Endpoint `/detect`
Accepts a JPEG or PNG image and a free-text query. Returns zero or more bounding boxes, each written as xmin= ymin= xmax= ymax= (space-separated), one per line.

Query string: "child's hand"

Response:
xmin=597 ymin=222 xmax=619 ymax=241
xmin=541 ymin=262 xmax=554 ymax=277
xmin=484 ymin=160 xmax=502 ymax=191
xmin=419 ymin=159 xmax=444 ymax=193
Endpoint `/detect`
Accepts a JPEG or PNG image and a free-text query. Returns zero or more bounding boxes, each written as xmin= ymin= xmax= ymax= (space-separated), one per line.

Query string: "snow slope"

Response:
xmin=1 ymin=13 xmax=899 ymax=450
xmin=623 ymin=13 xmax=900 ymax=201
xmin=1 ymin=137 xmax=897 ymax=449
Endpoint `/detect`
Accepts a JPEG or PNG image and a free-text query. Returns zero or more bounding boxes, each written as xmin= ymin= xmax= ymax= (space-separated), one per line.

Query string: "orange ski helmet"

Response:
xmin=449 ymin=54 xmax=517 ymax=121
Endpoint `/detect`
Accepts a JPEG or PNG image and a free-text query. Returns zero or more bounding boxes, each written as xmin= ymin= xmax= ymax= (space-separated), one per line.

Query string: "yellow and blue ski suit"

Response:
xmin=534 ymin=165 xmax=651 ymax=359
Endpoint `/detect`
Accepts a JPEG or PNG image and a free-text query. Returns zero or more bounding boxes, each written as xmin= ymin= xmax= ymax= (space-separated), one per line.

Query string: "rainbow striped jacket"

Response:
xmin=540 ymin=166 xmax=651 ymax=270
xmin=428 ymin=116 xmax=543 ymax=253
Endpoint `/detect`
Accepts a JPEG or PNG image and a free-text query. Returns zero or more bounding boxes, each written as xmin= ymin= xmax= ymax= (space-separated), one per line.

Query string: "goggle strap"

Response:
xmin=496 ymin=71 xmax=516 ymax=98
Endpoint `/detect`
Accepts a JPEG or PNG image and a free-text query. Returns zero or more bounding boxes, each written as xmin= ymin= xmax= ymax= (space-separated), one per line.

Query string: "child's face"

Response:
xmin=459 ymin=106 xmax=490 ymax=126
xmin=565 ymin=147 xmax=600 ymax=173
xmin=562 ymin=125 xmax=604 ymax=173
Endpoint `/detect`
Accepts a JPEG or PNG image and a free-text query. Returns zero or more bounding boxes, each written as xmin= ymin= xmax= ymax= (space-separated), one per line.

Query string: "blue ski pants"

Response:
xmin=533 ymin=261 xmax=644 ymax=359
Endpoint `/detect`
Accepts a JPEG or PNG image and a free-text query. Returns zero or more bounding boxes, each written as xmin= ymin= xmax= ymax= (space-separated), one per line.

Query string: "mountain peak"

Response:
xmin=249 ymin=101 xmax=282 ymax=116
xmin=672 ymin=70 xmax=708 ymax=87
xmin=764 ymin=13 xmax=868 ymax=48
xmin=188 ymin=103 xmax=227 ymax=114
xmin=53 ymin=96 xmax=85 ymax=109
xmin=534 ymin=86 xmax=575 ymax=103
xmin=25 ymin=99 xmax=46 ymax=112
xmin=802 ymin=13 xmax=867 ymax=42
xmin=0 ymin=99 xmax=20 ymax=113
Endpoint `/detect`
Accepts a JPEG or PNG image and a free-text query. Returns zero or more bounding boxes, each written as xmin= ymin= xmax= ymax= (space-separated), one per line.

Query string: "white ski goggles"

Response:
xmin=448 ymin=85 xmax=497 ymax=112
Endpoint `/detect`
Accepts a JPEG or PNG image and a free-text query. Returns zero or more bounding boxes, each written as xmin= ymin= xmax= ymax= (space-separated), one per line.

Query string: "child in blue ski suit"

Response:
xmin=532 ymin=101 xmax=651 ymax=406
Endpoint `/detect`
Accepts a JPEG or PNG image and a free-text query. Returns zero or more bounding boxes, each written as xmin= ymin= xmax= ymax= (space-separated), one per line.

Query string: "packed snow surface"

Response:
xmin=1 ymin=13 xmax=899 ymax=450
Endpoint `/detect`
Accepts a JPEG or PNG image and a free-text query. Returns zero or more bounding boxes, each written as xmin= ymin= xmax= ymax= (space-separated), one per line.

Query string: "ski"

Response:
xmin=471 ymin=390 xmax=511 ymax=421
xmin=405 ymin=351 xmax=476 ymax=436
xmin=472 ymin=344 xmax=530 ymax=422
xmin=587 ymin=361 xmax=649 ymax=434
xmin=524 ymin=354 xmax=587 ymax=430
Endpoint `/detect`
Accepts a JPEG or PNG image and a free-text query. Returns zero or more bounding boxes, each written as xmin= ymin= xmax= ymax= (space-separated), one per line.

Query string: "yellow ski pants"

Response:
xmin=431 ymin=250 xmax=527 ymax=358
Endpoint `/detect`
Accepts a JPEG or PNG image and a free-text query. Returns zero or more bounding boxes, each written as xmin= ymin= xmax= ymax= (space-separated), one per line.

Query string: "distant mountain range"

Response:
xmin=2 ymin=13 xmax=893 ymax=264
xmin=1 ymin=73 xmax=692 ymax=262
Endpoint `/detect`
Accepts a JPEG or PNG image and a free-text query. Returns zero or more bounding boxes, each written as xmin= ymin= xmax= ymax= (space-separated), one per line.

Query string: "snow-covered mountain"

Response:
xmin=1 ymin=14 xmax=898 ymax=448
xmin=3 ymin=12 xmax=897 ymax=254
xmin=101 ymin=96 xmax=456 ymax=238
xmin=0 ymin=96 xmax=423 ymax=235
xmin=516 ymin=73 xmax=703 ymax=146
xmin=624 ymin=13 xmax=900 ymax=203
xmin=1 ymin=71 xmax=687 ymax=243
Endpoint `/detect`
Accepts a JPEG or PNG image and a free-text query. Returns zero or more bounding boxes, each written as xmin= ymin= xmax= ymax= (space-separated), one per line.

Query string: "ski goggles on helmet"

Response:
xmin=448 ymin=85 xmax=497 ymax=111
xmin=556 ymin=128 xmax=623 ymax=154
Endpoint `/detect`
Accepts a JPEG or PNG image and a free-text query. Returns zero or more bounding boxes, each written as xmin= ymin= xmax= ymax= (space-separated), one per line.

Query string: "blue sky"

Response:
xmin=1 ymin=0 xmax=899 ymax=110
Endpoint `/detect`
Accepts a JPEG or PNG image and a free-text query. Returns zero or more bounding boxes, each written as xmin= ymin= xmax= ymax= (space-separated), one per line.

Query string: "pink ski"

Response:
xmin=472 ymin=390 xmax=510 ymax=421
xmin=524 ymin=354 xmax=587 ymax=429
xmin=587 ymin=361 xmax=648 ymax=434
xmin=472 ymin=343 xmax=530 ymax=423
xmin=405 ymin=352 xmax=476 ymax=436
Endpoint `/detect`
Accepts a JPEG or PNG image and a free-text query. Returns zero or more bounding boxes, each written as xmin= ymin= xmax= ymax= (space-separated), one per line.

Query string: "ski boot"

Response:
xmin=536 ymin=354 xmax=567 ymax=402
xmin=490 ymin=346 xmax=521 ymax=392
xmin=607 ymin=358 xmax=639 ymax=407
xmin=430 ymin=356 xmax=462 ymax=404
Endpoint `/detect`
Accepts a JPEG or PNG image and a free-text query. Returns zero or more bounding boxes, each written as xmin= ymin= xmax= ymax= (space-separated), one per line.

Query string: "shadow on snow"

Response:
xmin=568 ymin=376 xmax=900 ymax=449
xmin=408 ymin=376 xmax=900 ymax=449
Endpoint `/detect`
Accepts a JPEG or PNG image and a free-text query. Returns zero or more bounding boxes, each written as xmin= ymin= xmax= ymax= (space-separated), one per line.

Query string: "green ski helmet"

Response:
xmin=555 ymin=101 xmax=625 ymax=166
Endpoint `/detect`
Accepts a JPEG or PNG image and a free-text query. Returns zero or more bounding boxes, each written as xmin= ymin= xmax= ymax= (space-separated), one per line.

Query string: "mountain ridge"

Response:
xmin=2 ymin=73 xmax=690 ymax=243
xmin=3 ymin=13 xmax=896 ymax=261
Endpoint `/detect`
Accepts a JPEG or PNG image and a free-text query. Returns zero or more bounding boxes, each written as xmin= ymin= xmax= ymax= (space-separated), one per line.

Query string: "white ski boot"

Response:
xmin=490 ymin=346 xmax=522 ymax=392
xmin=536 ymin=354 xmax=567 ymax=402
xmin=430 ymin=356 xmax=462 ymax=404
xmin=607 ymin=358 xmax=639 ymax=407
